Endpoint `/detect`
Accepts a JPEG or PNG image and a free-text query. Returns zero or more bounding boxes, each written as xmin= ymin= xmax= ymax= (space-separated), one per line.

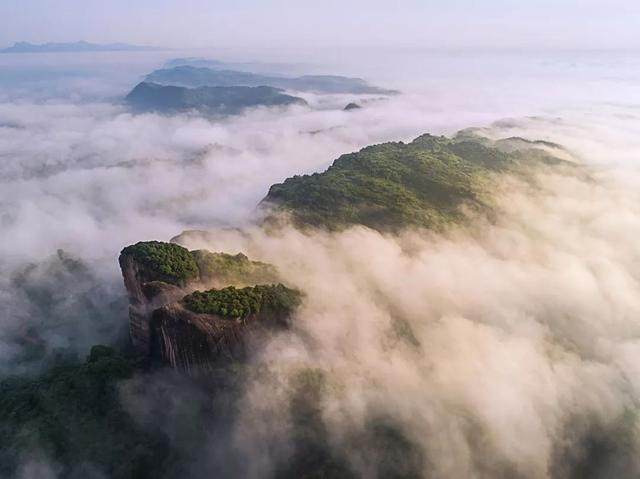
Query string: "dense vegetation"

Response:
xmin=125 ymin=82 xmax=307 ymax=115
xmin=0 ymin=345 xmax=255 ymax=478
xmin=192 ymin=250 xmax=280 ymax=286
xmin=120 ymin=241 xmax=199 ymax=285
xmin=120 ymin=241 xmax=283 ymax=291
xmin=183 ymin=284 xmax=301 ymax=319
xmin=0 ymin=347 xmax=423 ymax=479
xmin=262 ymin=133 xmax=561 ymax=231
xmin=0 ymin=346 xmax=168 ymax=478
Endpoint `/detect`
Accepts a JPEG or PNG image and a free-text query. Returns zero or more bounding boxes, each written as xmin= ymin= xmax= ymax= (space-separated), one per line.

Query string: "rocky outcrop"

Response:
xmin=150 ymin=283 xmax=299 ymax=373
xmin=119 ymin=241 xmax=298 ymax=372
xmin=118 ymin=250 xmax=190 ymax=354
xmin=150 ymin=303 xmax=284 ymax=374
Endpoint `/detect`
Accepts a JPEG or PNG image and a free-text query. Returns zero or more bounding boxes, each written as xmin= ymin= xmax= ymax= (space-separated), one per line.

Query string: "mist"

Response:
xmin=166 ymin=112 xmax=640 ymax=476
xmin=2 ymin=47 xmax=640 ymax=478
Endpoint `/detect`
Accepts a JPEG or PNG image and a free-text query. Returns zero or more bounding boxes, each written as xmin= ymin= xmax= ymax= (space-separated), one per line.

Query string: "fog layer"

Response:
xmin=2 ymin=50 xmax=640 ymax=478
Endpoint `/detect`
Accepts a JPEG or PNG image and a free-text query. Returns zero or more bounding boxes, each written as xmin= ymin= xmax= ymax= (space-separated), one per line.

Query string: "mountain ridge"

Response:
xmin=1 ymin=40 xmax=163 ymax=53
xmin=146 ymin=65 xmax=398 ymax=94
xmin=260 ymin=131 xmax=571 ymax=232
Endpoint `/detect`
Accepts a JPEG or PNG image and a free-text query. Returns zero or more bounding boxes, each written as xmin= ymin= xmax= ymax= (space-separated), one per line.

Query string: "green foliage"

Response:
xmin=263 ymin=133 xmax=559 ymax=231
xmin=0 ymin=349 xmax=422 ymax=478
xmin=191 ymin=250 xmax=280 ymax=286
xmin=0 ymin=348 xmax=168 ymax=478
xmin=121 ymin=241 xmax=282 ymax=289
xmin=121 ymin=241 xmax=199 ymax=285
xmin=183 ymin=284 xmax=301 ymax=319
xmin=184 ymin=287 xmax=259 ymax=318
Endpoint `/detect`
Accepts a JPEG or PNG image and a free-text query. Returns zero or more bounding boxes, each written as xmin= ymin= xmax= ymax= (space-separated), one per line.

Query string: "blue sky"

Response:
xmin=1 ymin=0 xmax=639 ymax=49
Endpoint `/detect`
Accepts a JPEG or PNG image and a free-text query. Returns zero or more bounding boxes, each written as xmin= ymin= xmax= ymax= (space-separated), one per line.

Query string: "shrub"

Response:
xmin=120 ymin=241 xmax=199 ymax=284
xmin=183 ymin=284 xmax=301 ymax=319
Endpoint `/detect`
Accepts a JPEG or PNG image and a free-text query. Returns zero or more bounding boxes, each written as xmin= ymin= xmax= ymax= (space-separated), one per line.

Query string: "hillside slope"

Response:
xmin=261 ymin=132 xmax=568 ymax=231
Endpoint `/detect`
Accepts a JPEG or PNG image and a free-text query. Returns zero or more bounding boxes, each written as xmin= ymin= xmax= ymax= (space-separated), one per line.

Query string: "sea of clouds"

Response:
xmin=2 ymin=48 xmax=640 ymax=477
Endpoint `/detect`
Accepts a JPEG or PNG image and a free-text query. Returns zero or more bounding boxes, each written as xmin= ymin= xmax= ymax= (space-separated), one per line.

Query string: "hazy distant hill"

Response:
xmin=163 ymin=57 xmax=313 ymax=76
xmin=0 ymin=41 xmax=162 ymax=53
xmin=125 ymin=81 xmax=307 ymax=115
xmin=146 ymin=65 xmax=398 ymax=94
xmin=164 ymin=57 xmax=226 ymax=69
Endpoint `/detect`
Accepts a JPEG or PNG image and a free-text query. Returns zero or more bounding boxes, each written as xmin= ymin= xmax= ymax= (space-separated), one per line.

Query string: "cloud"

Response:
xmin=0 ymin=90 xmax=474 ymax=371
xmin=2 ymin=50 xmax=640 ymax=476
xmin=172 ymin=164 xmax=640 ymax=476
xmin=167 ymin=109 xmax=640 ymax=477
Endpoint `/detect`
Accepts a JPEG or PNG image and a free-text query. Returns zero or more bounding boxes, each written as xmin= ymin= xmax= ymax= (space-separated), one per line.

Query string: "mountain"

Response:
xmin=125 ymin=81 xmax=307 ymax=115
xmin=261 ymin=132 xmax=569 ymax=232
xmin=0 ymin=41 xmax=162 ymax=53
xmin=119 ymin=241 xmax=297 ymax=373
xmin=344 ymin=102 xmax=362 ymax=111
xmin=0 ymin=242 xmax=297 ymax=476
xmin=145 ymin=65 xmax=398 ymax=94
xmin=1 ymin=130 xmax=575 ymax=478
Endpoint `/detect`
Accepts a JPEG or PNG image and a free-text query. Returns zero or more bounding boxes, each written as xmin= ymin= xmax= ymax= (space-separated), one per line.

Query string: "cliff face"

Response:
xmin=119 ymin=241 xmax=298 ymax=373
xmin=150 ymin=303 xmax=285 ymax=374
xmin=118 ymin=252 xmax=189 ymax=354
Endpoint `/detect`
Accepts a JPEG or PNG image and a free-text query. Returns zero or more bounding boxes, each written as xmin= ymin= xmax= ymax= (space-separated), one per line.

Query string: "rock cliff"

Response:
xmin=119 ymin=241 xmax=297 ymax=372
xmin=151 ymin=283 xmax=299 ymax=373
xmin=119 ymin=242 xmax=196 ymax=354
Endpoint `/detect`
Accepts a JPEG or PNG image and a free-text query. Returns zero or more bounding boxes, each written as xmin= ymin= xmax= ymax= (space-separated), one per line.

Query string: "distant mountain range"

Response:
xmin=125 ymin=82 xmax=307 ymax=115
xmin=0 ymin=41 xmax=163 ymax=53
xmin=146 ymin=65 xmax=398 ymax=95
xmin=123 ymin=58 xmax=395 ymax=117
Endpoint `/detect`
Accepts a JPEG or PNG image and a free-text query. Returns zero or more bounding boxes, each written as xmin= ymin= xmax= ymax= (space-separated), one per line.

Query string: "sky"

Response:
xmin=1 ymin=0 xmax=639 ymax=50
